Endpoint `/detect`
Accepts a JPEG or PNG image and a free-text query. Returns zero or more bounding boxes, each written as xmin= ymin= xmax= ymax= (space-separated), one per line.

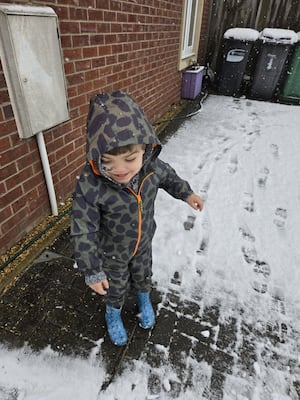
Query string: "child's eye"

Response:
xmin=125 ymin=157 xmax=136 ymax=162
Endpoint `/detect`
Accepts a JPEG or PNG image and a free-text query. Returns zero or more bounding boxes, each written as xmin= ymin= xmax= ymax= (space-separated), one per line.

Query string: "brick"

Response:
xmin=67 ymin=86 xmax=78 ymax=99
xmin=0 ymin=119 xmax=17 ymax=136
xmin=3 ymin=104 xmax=14 ymax=119
xmin=1 ymin=186 xmax=23 ymax=209
xmin=0 ymin=89 xmax=9 ymax=103
xmin=67 ymin=73 xmax=85 ymax=86
xmin=0 ymin=71 xmax=7 ymax=89
xmin=92 ymin=77 xmax=107 ymax=90
xmin=60 ymin=21 xmax=80 ymax=35
xmin=105 ymin=54 xmax=118 ymax=66
xmin=52 ymin=5 xmax=69 ymax=20
xmin=116 ymin=12 xmax=128 ymax=23
xmin=72 ymin=35 xmax=90 ymax=48
xmin=0 ymin=136 xmax=10 ymax=152
xmin=56 ymin=142 xmax=74 ymax=161
xmin=22 ymin=175 xmax=43 ymax=194
xmin=69 ymin=7 xmax=88 ymax=20
xmin=16 ymin=152 xmax=37 ymax=172
xmin=85 ymin=70 xmax=100 ymax=85
xmin=95 ymin=0 xmax=110 ymax=10
xmin=91 ymin=57 xmax=106 ymax=69
xmin=121 ymin=3 xmax=134 ymax=13
xmin=103 ymin=11 xmax=117 ymax=22
xmin=90 ymin=35 xmax=105 ymax=46
xmin=68 ymin=94 xmax=86 ymax=110
xmin=60 ymin=35 xmax=72 ymax=48
xmin=63 ymin=62 xmax=75 ymax=75
xmin=80 ymin=22 xmax=97 ymax=33
xmin=0 ymin=202 xmax=12 ymax=221
xmin=88 ymin=9 xmax=104 ymax=21
xmin=75 ymin=60 xmax=92 ymax=72
xmin=63 ymin=48 xmax=82 ymax=61
xmin=1 ymin=223 xmax=22 ymax=250
xmin=5 ymin=166 xmax=33 ymax=192
xmin=110 ymin=23 xmax=123 ymax=33
xmin=71 ymin=115 xmax=86 ymax=130
xmin=82 ymin=46 xmax=98 ymax=58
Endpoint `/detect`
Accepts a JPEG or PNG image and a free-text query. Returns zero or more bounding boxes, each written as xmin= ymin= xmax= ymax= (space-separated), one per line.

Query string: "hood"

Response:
xmin=86 ymin=91 xmax=161 ymax=170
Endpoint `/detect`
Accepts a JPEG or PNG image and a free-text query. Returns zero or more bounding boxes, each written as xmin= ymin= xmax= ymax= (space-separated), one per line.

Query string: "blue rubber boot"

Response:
xmin=136 ymin=291 xmax=155 ymax=329
xmin=105 ymin=306 xmax=128 ymax=346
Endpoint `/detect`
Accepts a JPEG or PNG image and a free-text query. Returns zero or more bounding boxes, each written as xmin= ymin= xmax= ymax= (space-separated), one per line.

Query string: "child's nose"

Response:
xmin=113 ymin=162 xmax=127 ymax=172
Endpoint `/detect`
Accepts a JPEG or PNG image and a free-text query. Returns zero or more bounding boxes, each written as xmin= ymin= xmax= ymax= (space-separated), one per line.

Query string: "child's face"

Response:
xmin=101 ymin=145 xmax=145 ymax=184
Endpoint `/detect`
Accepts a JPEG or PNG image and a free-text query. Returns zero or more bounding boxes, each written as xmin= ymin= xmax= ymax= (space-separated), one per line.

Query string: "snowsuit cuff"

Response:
xmin=85 ymin=271 xmax=107 ymax=286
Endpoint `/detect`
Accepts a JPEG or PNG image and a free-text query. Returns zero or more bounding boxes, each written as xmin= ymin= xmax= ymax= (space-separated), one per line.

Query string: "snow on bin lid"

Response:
xmin=224 ymin=28 xmax=259 ymax=42
xmin=259 ymin=28 xmax=298 ymax=44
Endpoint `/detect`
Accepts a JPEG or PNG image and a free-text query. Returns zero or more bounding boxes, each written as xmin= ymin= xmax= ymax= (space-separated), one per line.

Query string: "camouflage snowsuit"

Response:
xmin=71 ymin=91 xmax=194 ymax=307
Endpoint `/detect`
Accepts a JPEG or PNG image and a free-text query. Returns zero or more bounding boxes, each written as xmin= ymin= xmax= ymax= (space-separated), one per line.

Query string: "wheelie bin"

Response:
xmin=218 ymin=28 xmax=259 ymax=97
xmin=280 ymin=32 xmax=300 ymax=104
xmin=249 ymin=28 xmax=298 ymax=101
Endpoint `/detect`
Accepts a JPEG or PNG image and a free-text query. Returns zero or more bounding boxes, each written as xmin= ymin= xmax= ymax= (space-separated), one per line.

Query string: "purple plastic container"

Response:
xmin=181 ymin=66 xmax=204 ymax=99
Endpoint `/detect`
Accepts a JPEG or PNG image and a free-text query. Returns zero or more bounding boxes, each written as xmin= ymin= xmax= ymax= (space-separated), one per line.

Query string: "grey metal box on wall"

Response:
xmin=0 ymin=4 xmax=69 ymax=139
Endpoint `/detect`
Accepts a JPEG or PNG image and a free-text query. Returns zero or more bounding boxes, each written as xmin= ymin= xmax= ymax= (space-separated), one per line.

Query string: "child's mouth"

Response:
xmin=112 ymin=173 xmax=129 ymax=181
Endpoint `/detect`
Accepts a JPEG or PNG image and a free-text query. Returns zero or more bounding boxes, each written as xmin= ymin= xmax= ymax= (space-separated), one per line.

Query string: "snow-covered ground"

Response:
xmin=1 ymin=95 xmax=300 ymax=399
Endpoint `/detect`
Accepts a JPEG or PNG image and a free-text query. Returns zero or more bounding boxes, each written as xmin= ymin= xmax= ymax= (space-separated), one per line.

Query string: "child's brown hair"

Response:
xmin=105 ymin=144 xmax=146 ymax=156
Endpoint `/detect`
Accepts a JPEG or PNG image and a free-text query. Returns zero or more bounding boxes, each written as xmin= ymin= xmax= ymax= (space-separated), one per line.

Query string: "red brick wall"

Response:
xmin=197 ymin=0 xmax=212 ymax=65
xmin=0 ymin=0 xmax=210 ymax=256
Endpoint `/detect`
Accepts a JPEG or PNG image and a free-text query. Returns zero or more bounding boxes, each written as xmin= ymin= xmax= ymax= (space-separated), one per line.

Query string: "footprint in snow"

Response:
xmin=268 ymin=287 xmax=287 ymax=343
xmin=196 ymin=211 xmax=210 ymax=256
xmin=239 ymin=220 xmax=271 ymax=294
xmin=241 ymin=245 xmax=257 ymax=264
xmin=253 ymin=260 xmax=271 ymax=278
xmin=228 ymin=154 xmax=238 ymax=174
xmin=171 ymin=271 xmax=182 ymax=286
xmin=252 ymin=280 xmax=268 ymax=294
xmin=270 ymin=143 xmax=279 ymax=158
xmin=273 ymin=207 xmax=287 ymax=229
xmin=199 ymin=180 xmax=211 ymax=200
xmin=193 ymin=160 xmax=206 ymax=175
xmin=239 ymin=225 xmax=255 ymax=242
xmin=257 ymin=167 xmax=270 ymax=188
xmin=242 ymin=192 xmax=255 ymax=213
xmin=270 ymin=286 xmax=286 ymax=315
xmin=243 ymin=129 xmax=261 ymax=151
xmin=183 ymin=215 xmax=196 ymax=231
xmin=252 ymin=260 xmax=271 ymax=294
xmin=266 ymin=320 xmax=288 ymax=344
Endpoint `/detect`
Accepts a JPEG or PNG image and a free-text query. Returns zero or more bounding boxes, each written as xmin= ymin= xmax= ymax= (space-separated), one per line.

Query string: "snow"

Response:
xmin=259 ymin=28 xmax=298 ymax=44
xmin=223 ymin=28 xmax=259 ymax=42
xmin=1 ymin=95 xmax=300 ymax=399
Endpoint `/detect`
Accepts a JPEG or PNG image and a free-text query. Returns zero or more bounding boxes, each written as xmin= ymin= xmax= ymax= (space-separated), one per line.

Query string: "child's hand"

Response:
xmin=89 ymin=279 xmax=109 ymax=295
xmin=186 ymin=193 xmax=204 ymax=211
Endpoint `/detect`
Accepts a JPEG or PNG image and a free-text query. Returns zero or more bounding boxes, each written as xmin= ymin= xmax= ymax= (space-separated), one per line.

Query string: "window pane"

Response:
xmin=188 ymin=0 xmax=197 ymax=47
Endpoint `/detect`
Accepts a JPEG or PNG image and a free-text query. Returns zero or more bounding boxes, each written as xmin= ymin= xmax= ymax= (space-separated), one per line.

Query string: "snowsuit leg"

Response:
xmin=128 ymin=243 xmax=152 ymax=292
xmin=102 ymin=243 xmax=152 ymax=307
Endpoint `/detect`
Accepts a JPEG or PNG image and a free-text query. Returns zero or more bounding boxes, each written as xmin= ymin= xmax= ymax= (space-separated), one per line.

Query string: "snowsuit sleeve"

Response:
xmin=155 ymin=158 xmax=194 ymax=200
xmin=70 ymin=167 xmax=106 ymax=284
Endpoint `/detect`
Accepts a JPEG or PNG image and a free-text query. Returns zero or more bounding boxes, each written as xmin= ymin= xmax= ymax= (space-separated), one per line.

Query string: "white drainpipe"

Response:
xmin=36 ymin=131 xmax=58 ymax=216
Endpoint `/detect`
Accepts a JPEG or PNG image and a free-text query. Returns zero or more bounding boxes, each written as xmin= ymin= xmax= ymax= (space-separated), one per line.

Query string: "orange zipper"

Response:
xmin=127 ymin=172 xmax=153 ymax=257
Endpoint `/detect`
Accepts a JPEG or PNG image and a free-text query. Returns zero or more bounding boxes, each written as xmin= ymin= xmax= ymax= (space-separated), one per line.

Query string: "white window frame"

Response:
xmin=178 ymin=0 xmax=204 ymax=71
